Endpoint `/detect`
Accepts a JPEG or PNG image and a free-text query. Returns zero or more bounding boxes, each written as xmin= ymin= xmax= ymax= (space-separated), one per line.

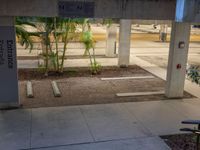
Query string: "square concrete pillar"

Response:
xmin=118 ymin=19 xmax=132 ymax=67
xmin=0 ymin=17 xmax=19 ymax=108
xmin=105 ymin=25 xmax=117 ymax=57
xmin=165 ymin=22 xmax=191 ymax=98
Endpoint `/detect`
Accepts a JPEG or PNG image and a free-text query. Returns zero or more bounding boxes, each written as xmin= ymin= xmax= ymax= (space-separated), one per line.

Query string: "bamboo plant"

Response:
xmin=81 ymin=20 xmax=101 ymax=74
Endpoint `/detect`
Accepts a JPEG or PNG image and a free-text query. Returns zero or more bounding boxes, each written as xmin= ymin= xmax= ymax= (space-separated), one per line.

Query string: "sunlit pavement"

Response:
xmin=17 ymin=40 xmax=200 ymax=69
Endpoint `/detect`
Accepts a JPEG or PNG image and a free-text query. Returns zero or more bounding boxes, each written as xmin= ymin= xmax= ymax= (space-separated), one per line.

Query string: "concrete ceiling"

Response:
xmin=0 ymin=0 xmax=200 ymax=23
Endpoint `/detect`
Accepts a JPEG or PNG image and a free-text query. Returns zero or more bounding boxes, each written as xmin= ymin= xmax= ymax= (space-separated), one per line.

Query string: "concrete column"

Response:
xmin=118 ymin=19 xmax=132 ymax=67
xmin=165 ymin=22 xmax=191 ymax=98
xmin=0 ymin=17 xmax=19 ymax=108
xmin=105 ymin=25 xmax=117 ymax=57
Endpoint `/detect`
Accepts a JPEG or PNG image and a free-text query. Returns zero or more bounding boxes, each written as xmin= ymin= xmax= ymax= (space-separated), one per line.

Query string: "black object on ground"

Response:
xmin=180 ymin=120 xmax=200 ymax=150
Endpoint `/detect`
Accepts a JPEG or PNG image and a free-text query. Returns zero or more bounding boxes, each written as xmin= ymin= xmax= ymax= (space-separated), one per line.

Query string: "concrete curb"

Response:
xmin=51 ymin=81 xmax=61 ymax=97
xmin=26 ymin=81 xmax=34 ymax=98
xmin=116 ymin=91 xmax=164 ymax=97
xmin=101 ymin=76 xmax=155 ymax=81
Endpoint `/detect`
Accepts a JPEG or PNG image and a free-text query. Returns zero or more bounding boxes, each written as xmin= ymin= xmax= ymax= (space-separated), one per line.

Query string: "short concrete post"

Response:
xmin=26 ymin=81 xmax=34 ymax=98
xmin=0 ymin=17 xmax=19 ymax=108
xmin=159 ymin=24 xmax=168 ymax=42
xmin=51 ymin=81 xmax=61 ymax=97
xmin=118 ymin=19 xmax=132 ymax=67
xmin=105 ymin=25 xmax=117 ymax=57
xmin=165 ymin=22 xmax=191 ymax=98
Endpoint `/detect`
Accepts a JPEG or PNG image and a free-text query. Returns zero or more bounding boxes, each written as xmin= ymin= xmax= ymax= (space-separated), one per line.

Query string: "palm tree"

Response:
xmin=81 ymin=21 xmax=101 ymax=74
xmin=15 ymin=17 xmax=101 ymax=75
xmin=33 ymin=17 xmax=84 ymax=75
xmin=15 ymin=17 xmax=38 ymax=51
xmin=59 ymin=18 xmax=82 ymax=73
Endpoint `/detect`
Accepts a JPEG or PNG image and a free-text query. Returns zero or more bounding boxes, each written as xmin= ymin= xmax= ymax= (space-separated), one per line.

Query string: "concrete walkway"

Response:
xmin=133 ymin=56 xmax=200 ymax=98
xmin=2 ymin=98 xmax=200 ymax=150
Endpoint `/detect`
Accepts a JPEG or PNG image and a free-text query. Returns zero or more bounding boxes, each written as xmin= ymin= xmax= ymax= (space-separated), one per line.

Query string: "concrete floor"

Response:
xmin=2 ymin=98 xmax=200 ymax=150
xmin=36 ymin=137 xmax=169 ymax=150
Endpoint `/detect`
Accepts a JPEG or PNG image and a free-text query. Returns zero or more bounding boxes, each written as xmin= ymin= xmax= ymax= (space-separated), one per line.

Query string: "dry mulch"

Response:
xmin=18 ymin=66 xmax=148 ymax=81
xmin=18 ymin=65 xmax=194 ymax=108
xmin=161 ymin=134 xmax=198 ymax=150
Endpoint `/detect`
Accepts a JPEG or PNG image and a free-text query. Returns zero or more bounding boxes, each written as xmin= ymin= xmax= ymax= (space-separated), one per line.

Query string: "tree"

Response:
xmin=187 ymin=65 xmax=200 ymax=85
xmin=15 ymin=17 xmax=38 ymax=51
xmin=16 ymin=17 xmax=102 ymax=75
xmin=34 ymin=17 xmax=85 ymax=75
xmin=81 ymin=21 xmax=101 ymax=74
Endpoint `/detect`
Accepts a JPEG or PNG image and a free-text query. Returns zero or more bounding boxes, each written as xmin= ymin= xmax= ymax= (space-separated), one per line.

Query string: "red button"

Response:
xmin=177 ymin=64 xmax=182 ymax=69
